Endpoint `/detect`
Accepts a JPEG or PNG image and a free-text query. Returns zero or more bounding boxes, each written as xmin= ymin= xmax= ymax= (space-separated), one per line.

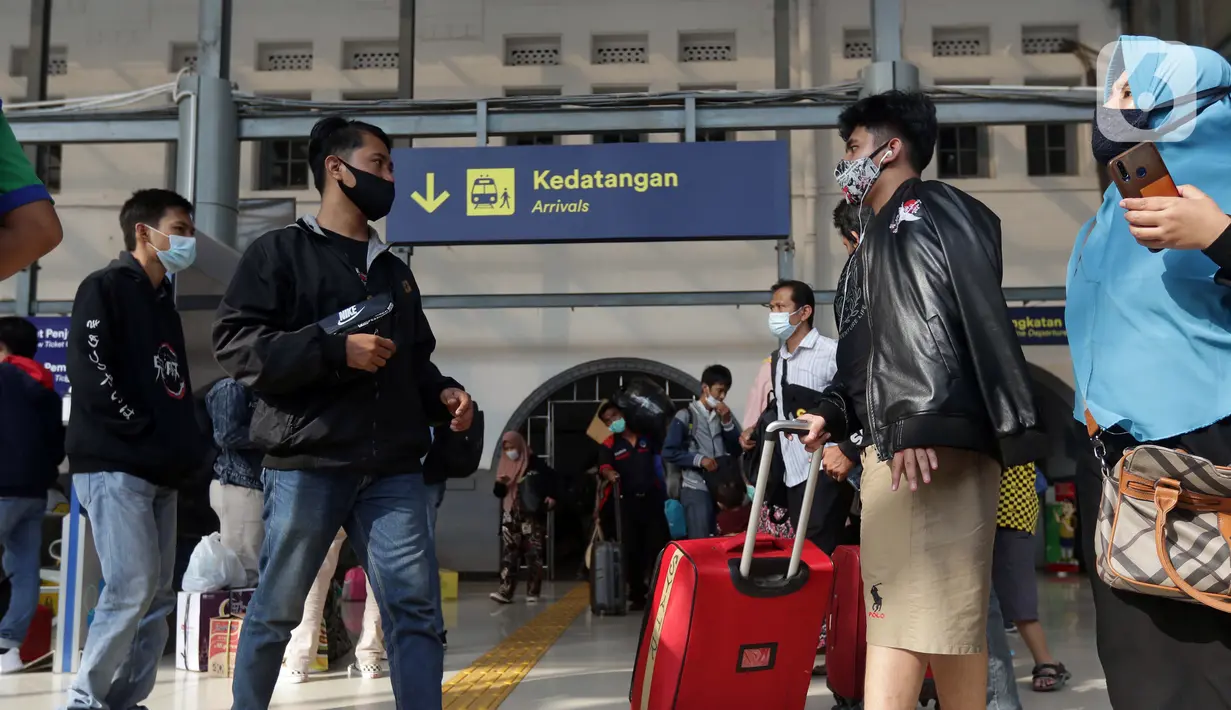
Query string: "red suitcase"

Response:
xmin=19 ymin=604 xmax=53 ymax=668
xmin=630 ymin=420 xmax=835 ymax=710
xmin=826 ymin=546 xmax=867 ymax=707
xmin=826 ymin=545 xmax=940 ymax=709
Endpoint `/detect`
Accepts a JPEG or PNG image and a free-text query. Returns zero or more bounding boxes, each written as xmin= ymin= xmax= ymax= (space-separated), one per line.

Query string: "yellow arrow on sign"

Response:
xmin=411 ymin=173 xmax=450 ymax=213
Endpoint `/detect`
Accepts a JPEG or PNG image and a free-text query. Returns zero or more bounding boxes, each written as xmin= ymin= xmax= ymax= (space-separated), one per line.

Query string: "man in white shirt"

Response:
xmin=765 ymin=279 xmax=854 ymax=555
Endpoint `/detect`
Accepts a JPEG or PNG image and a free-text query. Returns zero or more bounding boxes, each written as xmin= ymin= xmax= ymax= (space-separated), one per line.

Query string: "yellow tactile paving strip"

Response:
xmin=442 ymin=584 xmax=592 ymax=709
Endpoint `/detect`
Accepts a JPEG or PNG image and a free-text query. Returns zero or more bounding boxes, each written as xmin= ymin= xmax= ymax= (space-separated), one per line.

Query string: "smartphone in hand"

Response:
xmin=1108 ymin=142 xmax=1179 ymax=253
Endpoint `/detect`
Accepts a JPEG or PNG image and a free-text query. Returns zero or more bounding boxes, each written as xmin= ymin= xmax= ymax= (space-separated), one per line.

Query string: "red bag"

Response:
xmin=826 ymin=546 xmax=867 ymax=707
xmin=19 ymin=604 xmax=53 ymax=666
xmin=343 ymin=567 xmax=367 ymax=602
xmin=825 ymin=545 xmax=939 ymax=708
xmin=630 ymin=421 xmax=835 ymax=710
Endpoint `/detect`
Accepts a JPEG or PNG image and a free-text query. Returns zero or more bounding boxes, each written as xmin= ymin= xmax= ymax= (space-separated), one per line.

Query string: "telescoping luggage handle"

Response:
xmin=739 ymin=419 xmax=826 ymax=581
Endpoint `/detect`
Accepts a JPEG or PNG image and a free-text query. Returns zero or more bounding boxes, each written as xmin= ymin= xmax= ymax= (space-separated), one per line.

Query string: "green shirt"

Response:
xmin=0 ymin=101 xmax=52 ymax=217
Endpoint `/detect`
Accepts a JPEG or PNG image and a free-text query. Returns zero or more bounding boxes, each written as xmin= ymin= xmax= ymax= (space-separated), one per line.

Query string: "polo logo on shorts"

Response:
xmin=868 ymin=583 xmax=886 ymax=619
xmin=735 ymin=643 xmax=777 ymax=673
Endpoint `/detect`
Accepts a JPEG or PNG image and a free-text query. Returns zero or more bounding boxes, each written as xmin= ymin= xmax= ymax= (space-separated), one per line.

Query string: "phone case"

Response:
xmin=1108 ymin=142 xmax=1179 ymax=201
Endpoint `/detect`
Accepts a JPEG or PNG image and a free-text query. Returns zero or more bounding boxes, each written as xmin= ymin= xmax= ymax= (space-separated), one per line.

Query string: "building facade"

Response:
xmin=0 ymin=0 xmax=1122 ymax=570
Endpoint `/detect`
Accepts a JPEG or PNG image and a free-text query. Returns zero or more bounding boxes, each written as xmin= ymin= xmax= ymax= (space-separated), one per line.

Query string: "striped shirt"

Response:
xmin=775 ymin=328 xmax=839 ymax=488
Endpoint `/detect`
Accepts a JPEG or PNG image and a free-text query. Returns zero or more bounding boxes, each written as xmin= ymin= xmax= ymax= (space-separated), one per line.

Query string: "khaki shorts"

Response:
xmin=859 ymin=446 xmax=1000 ymax=655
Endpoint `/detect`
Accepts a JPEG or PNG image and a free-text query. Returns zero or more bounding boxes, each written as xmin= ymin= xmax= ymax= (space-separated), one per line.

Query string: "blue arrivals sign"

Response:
xmin=1007 ymin=306 xmax=1067 ymax=346
xmin=386 ymin=141 xmax=790 ymax=245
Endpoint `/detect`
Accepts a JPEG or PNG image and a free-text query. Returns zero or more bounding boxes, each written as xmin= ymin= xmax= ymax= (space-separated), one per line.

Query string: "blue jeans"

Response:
xmin=986 ymin=586 xmax=1023 ymax=710
xmin=0 ymin=496 xmax=46 ymax=650
xmin=68 ymin=473 xmax=177 ymax=710
xmin=680 ymin=487 xmax=715 ymax=539
xmin=426 ymin=481 xmax=445 ymax=636
xmin=231 ymin=470 xmax=440 ymax=710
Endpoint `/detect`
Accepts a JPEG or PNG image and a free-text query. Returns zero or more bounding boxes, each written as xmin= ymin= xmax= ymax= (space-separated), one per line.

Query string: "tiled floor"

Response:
xmin=0 ymin=576 xmax=1111 ymax=709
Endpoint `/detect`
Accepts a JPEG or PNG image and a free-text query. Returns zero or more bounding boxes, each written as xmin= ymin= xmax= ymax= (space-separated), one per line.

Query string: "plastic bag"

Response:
xmin=611 ymin=378 xmax=677 ymax=446
xmin=181 ymin=533 xmax=248 ymax=592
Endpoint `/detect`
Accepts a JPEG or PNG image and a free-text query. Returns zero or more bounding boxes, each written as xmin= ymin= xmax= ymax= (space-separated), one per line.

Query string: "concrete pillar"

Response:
xmin=862 ymin=0 xmax=921 ymax=97
xmin=774 ymin=0 xmax=794 ymax=281
xmin=188 ymin=0 xmax=239 ymax=249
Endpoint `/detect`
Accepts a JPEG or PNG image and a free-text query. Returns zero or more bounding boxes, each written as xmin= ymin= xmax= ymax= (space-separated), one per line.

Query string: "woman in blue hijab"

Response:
xmin=1067 ymin=36 xmax=1231 ymax=710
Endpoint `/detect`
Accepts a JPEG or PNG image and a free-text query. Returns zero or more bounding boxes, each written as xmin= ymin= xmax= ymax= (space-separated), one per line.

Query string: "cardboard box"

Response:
xmin=207 ymin=617 xmax=243 ymax=678
xmin=440 ymin=569 xmax=459 ymax=601
xmin=176 ymin=589 xmax=256 ymax=672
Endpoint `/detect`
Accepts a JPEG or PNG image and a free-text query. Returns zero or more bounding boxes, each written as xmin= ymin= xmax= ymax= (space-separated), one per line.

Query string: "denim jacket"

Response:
xmin=205 ymin=378 xmax=264 ymax=490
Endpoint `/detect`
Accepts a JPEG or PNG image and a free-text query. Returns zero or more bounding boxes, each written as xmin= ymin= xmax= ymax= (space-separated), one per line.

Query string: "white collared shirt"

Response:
xmin=774 ymin=328 xmax=839 ymax=488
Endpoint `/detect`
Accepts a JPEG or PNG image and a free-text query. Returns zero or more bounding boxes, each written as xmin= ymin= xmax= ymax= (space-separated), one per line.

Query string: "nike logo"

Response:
xmin=338 ymin=305 xmax=362 ymax=326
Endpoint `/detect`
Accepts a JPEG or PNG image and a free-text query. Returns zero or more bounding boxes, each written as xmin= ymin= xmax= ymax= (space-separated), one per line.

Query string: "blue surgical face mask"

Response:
xmin=768 ymin=309 xmax=800 ymax=340
xmin=145 ymin=225 xmax=197 ymax=275
xmin=746 ymin=484 xmax=757 ymax=500
xmin=609 ymin=418 xmax=626 ymax=435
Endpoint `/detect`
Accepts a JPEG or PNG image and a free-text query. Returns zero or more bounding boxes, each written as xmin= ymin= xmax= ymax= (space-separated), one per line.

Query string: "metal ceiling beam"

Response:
xmin=3 ymin=286 xmax=1066 ymax=314
xmin=9 ymin=97 xmax=1095 ymax=144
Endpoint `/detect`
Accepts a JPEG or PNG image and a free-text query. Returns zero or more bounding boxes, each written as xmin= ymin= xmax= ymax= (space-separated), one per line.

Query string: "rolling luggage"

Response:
xmin=827 ymin=545 xmax=940 ymax=710
xmin=630 ymin=420 xmax=835 ymax=710
xmin=590 ymin=481 xmax=627 ymax=616
xmin=827 ymin=546 xmax=868 ymax=708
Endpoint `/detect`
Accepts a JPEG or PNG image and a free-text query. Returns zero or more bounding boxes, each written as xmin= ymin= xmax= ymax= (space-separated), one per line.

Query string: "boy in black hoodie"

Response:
xmin=64 ymin=189 xmax=207 ymax=710
xmin=0 ymin=317 xmax=64 ymax=673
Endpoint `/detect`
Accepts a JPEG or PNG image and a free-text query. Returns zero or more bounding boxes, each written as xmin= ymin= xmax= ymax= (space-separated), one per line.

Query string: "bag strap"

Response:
xmin=1153 ymin=480 xmax=1231 ymax=614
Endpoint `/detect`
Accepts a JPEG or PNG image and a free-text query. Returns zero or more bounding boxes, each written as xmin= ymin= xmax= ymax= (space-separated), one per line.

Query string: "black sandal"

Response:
xmin=1032 ymin=662 xmax=1071 ymax=692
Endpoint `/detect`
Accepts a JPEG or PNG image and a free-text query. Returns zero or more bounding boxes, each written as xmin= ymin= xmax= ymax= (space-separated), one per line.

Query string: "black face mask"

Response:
xmin=338 ymin=160 xmax=395 ymax=222
xmin=1091 ymin=107 xmax=1151 ymax=165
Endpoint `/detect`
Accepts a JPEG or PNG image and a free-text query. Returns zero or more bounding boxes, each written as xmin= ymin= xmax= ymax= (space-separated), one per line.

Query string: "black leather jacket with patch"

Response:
xmin=811 ymin=178 xmax=1042 ymax=466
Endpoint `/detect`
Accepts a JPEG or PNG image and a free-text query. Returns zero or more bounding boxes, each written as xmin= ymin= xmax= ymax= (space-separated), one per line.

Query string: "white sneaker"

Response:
xmin=348 ymin=662 xmax=386 ymax=679
xmin=526 ymin=595 xmax=539 ymax=604
xmin=281 ymin=667 xmax=310 ymax=684
xmin=0 ymin=648 xmax=23 ymax=674
xmin=489 ymin=592 xmax=512 ymax=604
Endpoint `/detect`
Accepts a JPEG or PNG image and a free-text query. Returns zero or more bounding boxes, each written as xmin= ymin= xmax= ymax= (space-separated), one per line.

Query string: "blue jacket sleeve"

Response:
xmin=206 ymin=380 xmax=256 ymax=450
xmin=661 ymin=416 xmax=701 ymax=469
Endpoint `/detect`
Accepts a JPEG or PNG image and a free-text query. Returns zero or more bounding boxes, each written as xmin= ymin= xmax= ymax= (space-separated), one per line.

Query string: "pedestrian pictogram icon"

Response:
xmin=467 ymin=168 xmax=515 ymax=216
xmin=411 ymin=172 xmax=450 ymax=213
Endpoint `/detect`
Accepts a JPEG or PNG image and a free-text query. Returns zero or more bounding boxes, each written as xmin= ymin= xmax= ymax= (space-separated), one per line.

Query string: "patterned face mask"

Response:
xmin=834 ymin=141 xmax=891 ymax=205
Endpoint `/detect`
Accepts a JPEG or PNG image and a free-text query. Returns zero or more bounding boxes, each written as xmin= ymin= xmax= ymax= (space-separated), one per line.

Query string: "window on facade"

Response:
xmin=592 ymin=34 xmax=648 ymax=65
xmin=679 ymin=32 xmax=736 ymax=62
xmin=936 ymin=125 xmax=989 ymax=178
xmin=843 ymin=29 xmax=873 ymax=60
xmin=9 ymin=46 xmax=68 ymax=78
xmin=505 ymin=36 xmax=561 ymax=66
xmin=33 ymin=144 xmax=61 ymax=193
xmin=678 ymin=84 xmax=736 ymax=142
xmin=932 ymin=27 xmax=990 ymax=57
xmin=258 ymin=139 xmax=311 ymax=190
xmin=592 ymin=86 xmax=648 ymax=144
xmin=257 ymin=94 xmax=313 ymax=190
xmin=1022 ymin=25 xmax=1078 ymax=55
xmin=257 ymin=42 xmax=314 ymax=72
xmin=170 ymin=43 xmax=198 ymax=73
xmin=506 ymin=88 xmax=561 ymax=146
xmin=1026 ymin=124 xmax=1077 ymax=176
xmin=344 ymin=41 xmax=399 ymax=70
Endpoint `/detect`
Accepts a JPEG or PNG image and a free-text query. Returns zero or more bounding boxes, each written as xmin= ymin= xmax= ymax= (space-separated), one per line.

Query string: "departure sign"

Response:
xmin=386 ymin=141 xmax=790 ymax=245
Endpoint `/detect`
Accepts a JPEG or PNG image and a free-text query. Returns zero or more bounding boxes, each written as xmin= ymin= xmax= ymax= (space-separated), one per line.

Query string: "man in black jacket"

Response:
xmin=800 ymin=92 xmax=1039 ymax=710
xmin=64 ymin=189 xmax=207 ymax=710
xmin=0 ymin=317 xmax=63 ymax=673
xmin=213 ymin=116 xmax=472 ymax=710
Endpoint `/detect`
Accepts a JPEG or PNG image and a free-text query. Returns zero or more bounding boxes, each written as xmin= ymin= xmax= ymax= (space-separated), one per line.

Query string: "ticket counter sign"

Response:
xmin=387 ymin=141 xmax=790 ymax=245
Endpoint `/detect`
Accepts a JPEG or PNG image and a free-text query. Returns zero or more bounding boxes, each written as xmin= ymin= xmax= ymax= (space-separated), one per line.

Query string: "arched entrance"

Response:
xmin=499 ymin=358 xmax=701 ymax=580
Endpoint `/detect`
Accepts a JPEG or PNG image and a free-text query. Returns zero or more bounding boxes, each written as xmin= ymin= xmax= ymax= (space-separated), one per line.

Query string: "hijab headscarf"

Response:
xmin=1066 ymin=35 xmax=1231 ymax=441
xmin=495 ymin=430 xmax=530 ymax=512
